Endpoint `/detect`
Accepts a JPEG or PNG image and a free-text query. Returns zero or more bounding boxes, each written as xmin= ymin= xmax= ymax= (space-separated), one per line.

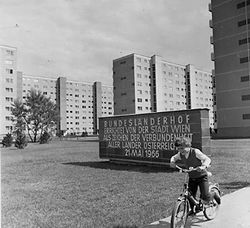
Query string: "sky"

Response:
xmin=0 ymin=0 xmax=213 ymax=86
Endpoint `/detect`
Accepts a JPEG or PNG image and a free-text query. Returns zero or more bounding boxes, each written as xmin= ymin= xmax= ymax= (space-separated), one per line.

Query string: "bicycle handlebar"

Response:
xmin=175 ymin=165 xmax=212 ymax=177
xmin=175 ymin=165 xmax=197 ymax=173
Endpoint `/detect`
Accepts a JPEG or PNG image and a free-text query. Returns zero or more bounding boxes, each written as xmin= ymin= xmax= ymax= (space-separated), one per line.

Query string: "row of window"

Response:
xmin=136 ymin=82 xmax=152 ymax=86
xmin=5 ymin=78 xmax=14 ymax=83
xmin=5 ymin=88 xmax=13 ymax=92
xmin=137 ymin=98 xmax=149 ymax=102
xmin=5 ymin=97 xmax=13 ymax=102
xmin=161 ymin=63 xmax=185 ymax=72
xmin=66 ymin=82 xmax=93 ymax=87
xmin=66 ymin=99 xmax=92 ymax=103
xmin=23 ymin=78 xmax=55 ymax=83
xmin=66 ymin=127 xmax=94 ymax=131
xmin=238 ymin=19 xmax=250 ymax=27
xmin=136 ymin=65 xmax=150 ymax=71
xmin=237 ymin=0 xmax=250 ymax=9
xmin=120 ymin=94 xmax=246 ymax=102
xmin=239 ymin=37 xmax=250 ymax=46
xmin=242 ymin=94 xmax=250 ymax=101
xmin=5 ymin=116 xmax=13 ymax=121
xmin=6 ymin=69 xmax=13 ymax=74
xmin=136 ymin=57 xmax=150 ymax=64
xmin=241 ymin=75 xmax=249 ymax=82
xmin=6 ymin=49 xmax=14 ymax=55
xmin=67 ymin=105 xmax=93 ymax=109
xmin=67 ymin=116 xmax=93 ymax=119
xmin=67 ymin=122 xmax=94 ymax=125
xmin=240 ymin=57 xmax=249 ymax=63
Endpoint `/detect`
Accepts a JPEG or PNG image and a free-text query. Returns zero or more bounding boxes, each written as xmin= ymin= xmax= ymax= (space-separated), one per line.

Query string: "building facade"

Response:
xmin=21 ymin=75 xmax=113 ymax=135
xmin=113 ymin=53 xmax=215 ymax=128
xmin=0 ymin=45 xmax=113 ymax=137
xmin=209 ymin=0 xmax=250 ymax=138
xmin=0 ymin=45 xmax=19 ymax=138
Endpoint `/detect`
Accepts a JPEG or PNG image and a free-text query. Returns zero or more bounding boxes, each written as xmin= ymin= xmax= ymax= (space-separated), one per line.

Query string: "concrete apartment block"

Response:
xmin=113 ymin=53 xmax=215 ymax=129
xmin=0 ymin=45 xmax=18 ymax=138
xmin=0 ymin=45 xmax=114 ymax=136
xmin=209 ymin=0 xmax=250 ymax=138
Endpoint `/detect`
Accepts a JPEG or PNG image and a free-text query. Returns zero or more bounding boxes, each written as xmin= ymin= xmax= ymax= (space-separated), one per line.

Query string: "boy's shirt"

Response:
xmin=170 ymin=148 xmax=211 ymax=168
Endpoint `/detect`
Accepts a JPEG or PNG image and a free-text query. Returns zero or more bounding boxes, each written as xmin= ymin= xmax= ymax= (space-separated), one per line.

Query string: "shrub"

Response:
xmin=15 ymin=132 xmax=28 ymax=149
xmin=39 ymin=131 xmax=51 ymax=144
xmin=2 ymin=133 xmax=13 ymax=147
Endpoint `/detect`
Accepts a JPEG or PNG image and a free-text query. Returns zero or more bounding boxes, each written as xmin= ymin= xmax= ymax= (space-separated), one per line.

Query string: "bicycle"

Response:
xmin=170 ymin=165 xmax=221 ymax=228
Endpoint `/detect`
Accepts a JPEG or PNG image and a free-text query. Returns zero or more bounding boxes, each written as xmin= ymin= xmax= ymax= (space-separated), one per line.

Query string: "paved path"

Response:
xmin=142 ymin=187 xmax=250 ymax=228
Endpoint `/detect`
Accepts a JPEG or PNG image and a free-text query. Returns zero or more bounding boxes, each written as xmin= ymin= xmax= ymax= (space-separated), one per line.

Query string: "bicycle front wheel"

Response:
xmin=170 ymin=198 xmax=190 ymax=228
xmin=204 ymin=188 xmax=220 ymax=220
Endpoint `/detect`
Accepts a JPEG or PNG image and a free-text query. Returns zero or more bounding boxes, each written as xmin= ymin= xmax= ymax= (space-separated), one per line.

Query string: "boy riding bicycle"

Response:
xmin=170 ymin=137 xmax=221 ymax=215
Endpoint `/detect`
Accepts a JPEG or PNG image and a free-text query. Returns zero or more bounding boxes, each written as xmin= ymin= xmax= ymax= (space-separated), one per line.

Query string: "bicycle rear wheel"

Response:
xmin=170 ymin=198 xmax=190 ymax=228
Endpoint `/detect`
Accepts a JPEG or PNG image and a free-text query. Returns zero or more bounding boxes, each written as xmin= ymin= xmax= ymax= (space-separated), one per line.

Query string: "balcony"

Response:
xmin=209 ymin=19 xmax=213 ymax=28
xmin=211 ymin=52 xmax=215 ymax=61
xmin=210 ymin=36 xmax=214 ymax=44
xmin=208 ymin=3 xmax=212 ymax=12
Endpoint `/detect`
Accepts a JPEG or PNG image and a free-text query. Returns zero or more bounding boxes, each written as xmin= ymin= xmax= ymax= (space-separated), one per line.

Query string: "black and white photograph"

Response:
xmin=1 ymin=0 xmax=250 ymax=227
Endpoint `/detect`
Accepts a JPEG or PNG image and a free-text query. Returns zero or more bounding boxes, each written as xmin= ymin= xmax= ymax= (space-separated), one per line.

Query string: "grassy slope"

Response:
xmin=1 ymin=139 xmax=250 ymax=228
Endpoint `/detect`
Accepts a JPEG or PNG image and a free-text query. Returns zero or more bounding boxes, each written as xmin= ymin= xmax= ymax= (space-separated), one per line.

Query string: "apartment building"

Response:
xmin=0 ymin=45 xmax=114 ymax=137
xmin=21 ymin=75 xmax=113 ymax=135
xmin=209 ymin=0 xmax=250 ymax=138
xmin=0 ymin=45 xmax=20 ymax=137
xmin=113 ymin=53 xmax=215 ymax=128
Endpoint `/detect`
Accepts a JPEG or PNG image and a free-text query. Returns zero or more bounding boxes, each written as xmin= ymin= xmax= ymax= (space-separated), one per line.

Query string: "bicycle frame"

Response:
xmin=171 ymin=165 xmax=221 ymax=228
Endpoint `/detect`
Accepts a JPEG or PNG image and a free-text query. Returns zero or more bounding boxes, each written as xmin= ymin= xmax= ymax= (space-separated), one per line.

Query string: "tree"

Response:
xmin=15 ymin=130 xmax=28 ymax=149
xmin=12 ymin=89 xmax=59 ymax=143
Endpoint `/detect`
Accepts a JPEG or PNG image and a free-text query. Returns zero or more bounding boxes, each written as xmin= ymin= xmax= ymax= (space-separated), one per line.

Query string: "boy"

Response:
xmin=170 ymin=137 xmax=220 ymax=214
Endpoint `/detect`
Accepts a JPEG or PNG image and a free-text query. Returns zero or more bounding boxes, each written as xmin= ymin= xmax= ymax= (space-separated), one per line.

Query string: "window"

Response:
xmin=239 ymin=38 xmax=250 ymax=45
xmin=6 ymin=69 xmax=13 ymax=74
xmin=5 ymin=107 xmax=12 ymax=111
xmin=238 ymin=19 xmax=250 ymax=27
xmin=137 ymin=98 xmax=142 ymax=102
xmin=237 ymin=0 xmax=250 ymax=9
xmin=5 ymin=116 xmax=13 ymax=121
xmin=243 ymin=114 xmax=250 ymax=119
xmin=242 ymin=94 xmax=250 ymax=101
xmin=6 ymin=78 xmax=13 ymax=83
xmin=138 ymin=106 xmax=142 ymax=110
xmin=5 ymin=88 xmax=13 ymax=92
xmin=136 ymin=57 xmax=141 ymax=62
xmin=240 ymin=57 xmax=249 ymax=63
xmin=241 ymin=75 xmax=249 ymax=82
xmin=6 ymin=50 xmax=14 ymax=55
xmin=5 ymin=97 xmax=13 ymax=102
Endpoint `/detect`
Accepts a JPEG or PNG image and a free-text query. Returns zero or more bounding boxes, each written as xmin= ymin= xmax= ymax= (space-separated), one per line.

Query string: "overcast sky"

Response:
xmin=0 ymin=0 xmax=213 ymax=85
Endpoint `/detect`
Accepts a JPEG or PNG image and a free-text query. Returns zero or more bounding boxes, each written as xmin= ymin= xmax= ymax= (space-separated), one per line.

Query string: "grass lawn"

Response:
xmin=1 ymin=139 xmax=250 ymax=228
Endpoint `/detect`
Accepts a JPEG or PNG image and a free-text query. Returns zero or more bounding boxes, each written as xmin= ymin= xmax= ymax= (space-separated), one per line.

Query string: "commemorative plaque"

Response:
xmin=99 ymin=109 xmax=210 ymax=165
